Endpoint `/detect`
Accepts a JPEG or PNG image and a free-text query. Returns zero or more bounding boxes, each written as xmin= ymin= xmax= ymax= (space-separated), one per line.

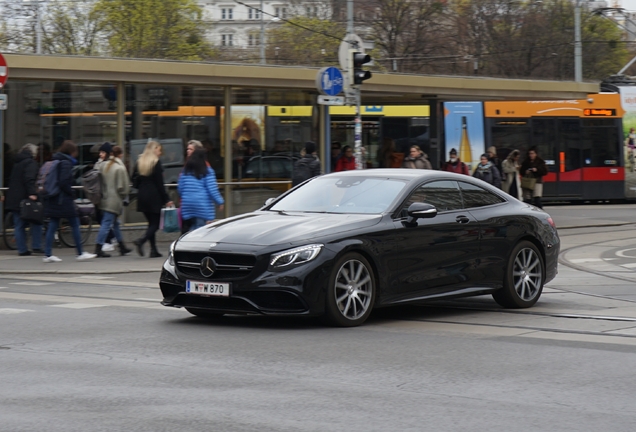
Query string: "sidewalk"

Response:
xmin=0 ymin=241 xmax=170 ymax=274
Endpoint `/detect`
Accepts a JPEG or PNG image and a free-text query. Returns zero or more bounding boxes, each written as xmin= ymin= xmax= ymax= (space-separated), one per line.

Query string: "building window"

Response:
xmin=275 ymin=7 xmax=287 ymax=19
xmin=248 ymin=34 xmax=261 ymax=46
xmin=221 ymin=34 xmax=233 ymax=46
xmin=221 ymin=8 xmax=233 ymax=20
xmin=248 ymin=7 xmax=261 ymax=20
xmin=306 ymin=6 xmax=318 ymax=17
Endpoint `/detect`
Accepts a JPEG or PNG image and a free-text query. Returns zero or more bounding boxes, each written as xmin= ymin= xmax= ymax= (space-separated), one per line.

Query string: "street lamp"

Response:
xmin=575 ymin=0 xmax=582 ymax=82
xmin=260 ymin=12 xmax=281 ymax=64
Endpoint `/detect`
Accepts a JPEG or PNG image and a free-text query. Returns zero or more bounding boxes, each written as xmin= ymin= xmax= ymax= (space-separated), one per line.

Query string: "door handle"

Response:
xmin=456 ymin=215 xmax=470 ymax=224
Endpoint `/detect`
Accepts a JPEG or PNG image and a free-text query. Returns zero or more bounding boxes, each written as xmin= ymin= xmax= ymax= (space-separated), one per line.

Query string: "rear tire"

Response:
xmin=493 ymin=240 xmax=544 ymax=308
xmin=323 ymin=252 xmax=376 ymax=327
xmin=185 ymin=308 xmax=225 ymax=319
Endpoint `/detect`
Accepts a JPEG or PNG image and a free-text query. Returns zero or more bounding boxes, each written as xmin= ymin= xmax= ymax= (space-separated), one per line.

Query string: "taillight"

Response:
xmin=546 ymin=217 xmax=556 ymax=228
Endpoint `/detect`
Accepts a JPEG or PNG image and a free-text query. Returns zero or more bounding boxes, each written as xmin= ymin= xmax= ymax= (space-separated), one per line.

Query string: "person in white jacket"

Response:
xmin=502 ymin=150 xmax=522 ymax=199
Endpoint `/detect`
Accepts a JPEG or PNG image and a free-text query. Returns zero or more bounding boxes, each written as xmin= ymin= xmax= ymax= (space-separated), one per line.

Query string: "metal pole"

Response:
xmin=347 ymin=0 xmax=354 ymax=35
xmin=36 ymin=1 xmax=42 ymax=54
xmin=260 ymin=0 xmax=265 ymax=64
xmin=574 ymin=0 xmax=582 ymax=82
xmin=354 ymin=88 xmax=363 ymax=170
xmin=223 ymin=86 xmax=233 ymax=218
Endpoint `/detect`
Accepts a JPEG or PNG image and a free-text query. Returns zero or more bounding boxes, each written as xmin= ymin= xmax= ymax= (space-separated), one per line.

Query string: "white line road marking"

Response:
xmin=620 ymin=263 xmax=636 ymax=269
xmin=10 ymin=282 xmax=55 ymax=286
xmin=0 ymin=276 xmax=156 ymax=288
xmin=0 ymin=308 xmax=34 ymax=314
xmin=49 ymin=303 xmax=107 ymax=309
xmin=134 ymin=298 xmax=161 ymax=302
xmin=74 ymin=276 xmax=115 ymax=280
xmin=569 ymin=258 xmax=605 ymax=263
xmin=616 ymin=248 xmax=636 ymax=258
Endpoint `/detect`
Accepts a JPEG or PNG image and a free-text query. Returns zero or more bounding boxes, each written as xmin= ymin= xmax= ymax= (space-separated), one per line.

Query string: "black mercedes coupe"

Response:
xmin=160 ymin=169 xmax=559 ymax=327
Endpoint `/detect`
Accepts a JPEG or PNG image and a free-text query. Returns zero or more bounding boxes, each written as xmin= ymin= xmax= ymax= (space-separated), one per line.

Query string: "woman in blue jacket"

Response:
xmin=178 ymin=149 xmax=224 ymax=232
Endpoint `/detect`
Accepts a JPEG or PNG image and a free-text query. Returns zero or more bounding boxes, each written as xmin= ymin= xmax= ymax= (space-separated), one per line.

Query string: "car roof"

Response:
xmin=322 ymin=168 xmax=467 ymax=182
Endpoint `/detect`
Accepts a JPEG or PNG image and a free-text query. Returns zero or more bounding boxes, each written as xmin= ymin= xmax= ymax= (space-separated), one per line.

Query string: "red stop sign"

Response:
xmin=0 ymin=53 xmax=8 ymax=88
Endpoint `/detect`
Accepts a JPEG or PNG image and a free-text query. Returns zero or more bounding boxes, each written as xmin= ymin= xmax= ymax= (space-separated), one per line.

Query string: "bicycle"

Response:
xmin=3 ymin=210 xmax=93 ymax=251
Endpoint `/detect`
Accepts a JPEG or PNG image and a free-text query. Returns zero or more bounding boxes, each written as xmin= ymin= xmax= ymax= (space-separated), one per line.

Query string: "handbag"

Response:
xmin=161 ymin=206 xmax=180 ymax=233
xmin=20 ymin=199 xmax=44 ymax=224
xmin=520 ymin=174 xmax=537 ymax=190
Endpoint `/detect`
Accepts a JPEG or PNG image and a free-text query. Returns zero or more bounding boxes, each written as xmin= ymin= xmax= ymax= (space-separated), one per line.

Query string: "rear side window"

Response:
xmin=459 ymin=181 xmax=506 ymax=208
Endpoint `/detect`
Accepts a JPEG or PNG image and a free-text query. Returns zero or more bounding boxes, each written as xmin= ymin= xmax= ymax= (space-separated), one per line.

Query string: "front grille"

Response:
xmin=175 ymin=251 xmax=256 ymax=281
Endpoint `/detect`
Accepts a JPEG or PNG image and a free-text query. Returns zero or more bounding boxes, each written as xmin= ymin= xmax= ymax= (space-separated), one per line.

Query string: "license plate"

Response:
xmin=185 ymin=280 xmax=230 ymax=297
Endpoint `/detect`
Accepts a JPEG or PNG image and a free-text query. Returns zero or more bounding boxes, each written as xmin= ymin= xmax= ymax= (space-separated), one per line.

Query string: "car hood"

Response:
xmin=178 ymin=211 xmax=382 ymax=247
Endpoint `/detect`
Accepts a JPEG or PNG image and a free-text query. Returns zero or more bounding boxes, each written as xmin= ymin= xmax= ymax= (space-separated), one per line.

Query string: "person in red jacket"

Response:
xmin=335 ymin=145 xmax=356 ymax=171
xmin=441 ymin=148 xmax=469 ymax=175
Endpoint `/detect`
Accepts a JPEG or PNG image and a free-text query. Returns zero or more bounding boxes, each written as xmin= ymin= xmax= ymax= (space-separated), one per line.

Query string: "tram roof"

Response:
xmin=4 ymin=54 xmax=599 ymax=102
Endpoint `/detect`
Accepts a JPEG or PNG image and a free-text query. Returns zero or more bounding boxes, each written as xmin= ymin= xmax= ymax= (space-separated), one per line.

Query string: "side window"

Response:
xmin=459 ymin=181 xmax=506 ymax=208
xmin=401 ymin=180 xmax=462 ymax=215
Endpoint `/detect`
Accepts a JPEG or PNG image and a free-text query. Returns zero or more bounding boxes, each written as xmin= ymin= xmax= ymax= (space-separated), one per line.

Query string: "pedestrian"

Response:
xmin=473 ymin=153 xmax=502 ymax=188
xmin=330 ymin=141 xmax=342 ymax=172
xmin=5 ymin=143 xmax=43 ymax=256
xmin=132 ymin=140 xmax=173 ymax=258
xmin=378 ymin=137 xmax=404 ymax=168
xmin=402 ymin=145 xmax=432 ymax=169
xmin=334 ymin=145 xmax=356 ymax=172
xmin=487 ymin=146 xmax=503 ymax=177
xmin=292 ymin=141 xmax=322 ymax=185
xmin=42 ymin=140 xmax=97 ymax=262
xmin=502 ymin=149 xmax=522 ymax=199
xmin=520 ymin=146 xmax=548 ymax=208
xmin=94 ymin=145 xmax=132 ymax=258
xmin=93 ymin=142 xmax=117 ymax=252
xmin=178 ymin=148 xmax=225 ymax=232
xmin=441 ymin=148 xmax=469 ymax=175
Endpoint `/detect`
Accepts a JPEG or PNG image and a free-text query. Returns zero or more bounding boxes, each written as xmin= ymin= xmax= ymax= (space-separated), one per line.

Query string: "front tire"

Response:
xmin=493 ymin=240 xmax=544 ymax=308
xmin=323 ymin=253 xmax=376 ymax=327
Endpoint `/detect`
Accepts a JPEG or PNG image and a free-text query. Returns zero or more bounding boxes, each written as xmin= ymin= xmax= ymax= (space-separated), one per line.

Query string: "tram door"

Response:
xmin=532 ymin=118 xmax=582 ymax=198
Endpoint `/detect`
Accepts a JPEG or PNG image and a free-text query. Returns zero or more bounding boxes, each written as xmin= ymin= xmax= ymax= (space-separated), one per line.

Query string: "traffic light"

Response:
xmin=350 ymin=50 xmax=372 ymax=85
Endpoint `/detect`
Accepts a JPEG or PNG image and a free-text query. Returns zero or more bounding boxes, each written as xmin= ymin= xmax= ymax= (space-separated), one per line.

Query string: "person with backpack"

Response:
xmin=41 ymin=140 xmax=96 ymax=262
xmin=84 ymin=142 xmax=116 ymax=252
xmin=132 ymin=141 xmax=173 ymax=258
xmin=178 ymin=149 xmax=224 ymax=232
xmin=292 ymin=141 xmax=322 ymax=186
xmin=5 ymin=143 xmax=43 ymax=256
xmin=94 ymin=145 xmax=132 ymax=258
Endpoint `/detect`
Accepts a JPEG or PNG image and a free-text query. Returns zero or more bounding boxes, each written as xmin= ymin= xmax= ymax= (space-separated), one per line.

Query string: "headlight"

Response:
xmin=168 ymin=241 xmax=177 ymax=266
xmin=270 ymin=244 xmax=323 ymax=269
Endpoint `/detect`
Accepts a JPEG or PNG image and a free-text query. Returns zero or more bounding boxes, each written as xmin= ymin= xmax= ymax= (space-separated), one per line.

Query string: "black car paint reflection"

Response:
xmin=160 ymin=169 xmax=560 ymax=326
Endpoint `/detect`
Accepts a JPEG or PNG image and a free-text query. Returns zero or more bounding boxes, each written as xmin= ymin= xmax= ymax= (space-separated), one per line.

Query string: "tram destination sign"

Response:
xmin=583 ymin=108 xmax=616 ymax=117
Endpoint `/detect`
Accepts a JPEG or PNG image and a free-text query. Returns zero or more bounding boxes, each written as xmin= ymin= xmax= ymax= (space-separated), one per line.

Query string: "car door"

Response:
xmin=393 ymin=180 xmax=481 ymax=301
xmin=458 ymin=180 xmax=510 ymax=287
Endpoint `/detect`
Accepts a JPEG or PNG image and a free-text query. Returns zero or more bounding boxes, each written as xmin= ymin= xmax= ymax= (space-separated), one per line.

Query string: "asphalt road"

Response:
xmin=1 ymin=225 xmax=636 ymax=431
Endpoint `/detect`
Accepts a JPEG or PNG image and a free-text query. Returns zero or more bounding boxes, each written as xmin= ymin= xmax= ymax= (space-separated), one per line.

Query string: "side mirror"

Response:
xmin=265 ymin=198 xmax=276 ymax=206
xmin=406 ymin=202 xmax=437 ymax=226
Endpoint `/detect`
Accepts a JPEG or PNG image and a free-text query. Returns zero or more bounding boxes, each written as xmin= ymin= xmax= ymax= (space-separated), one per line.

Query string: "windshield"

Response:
xmin=270 ymin=176 xmax=407 ymax=214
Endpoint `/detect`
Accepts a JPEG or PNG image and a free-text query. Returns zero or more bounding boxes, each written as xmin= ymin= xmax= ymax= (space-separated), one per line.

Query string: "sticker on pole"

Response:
xmin=0 ymin=94 xmax=7 ymax=110
xmin=0 ymin=53 xmax=8 ymax=88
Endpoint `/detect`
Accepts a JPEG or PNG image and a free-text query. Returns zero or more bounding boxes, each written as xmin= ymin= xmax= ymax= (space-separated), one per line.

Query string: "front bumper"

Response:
xmin=159 ymin=248 xmax=335 ymax=316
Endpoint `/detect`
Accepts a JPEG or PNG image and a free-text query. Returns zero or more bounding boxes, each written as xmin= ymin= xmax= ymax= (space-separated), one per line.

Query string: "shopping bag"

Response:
xmin=19 ymin=199 xmax=44 ymax=224
xmin=161 ymin=207 xmax=179 ymax=233
xmin=520 ymin=174 xmax=537 ymax=190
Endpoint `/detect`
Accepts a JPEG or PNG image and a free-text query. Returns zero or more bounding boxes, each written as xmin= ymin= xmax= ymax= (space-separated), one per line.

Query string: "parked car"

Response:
xmin=159 ymin=169 xmax=560 ymax=327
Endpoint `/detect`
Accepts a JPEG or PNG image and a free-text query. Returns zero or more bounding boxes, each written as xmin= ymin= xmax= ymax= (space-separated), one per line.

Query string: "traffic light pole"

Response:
xmin=354 ymin=87 xmax=363 ymax=170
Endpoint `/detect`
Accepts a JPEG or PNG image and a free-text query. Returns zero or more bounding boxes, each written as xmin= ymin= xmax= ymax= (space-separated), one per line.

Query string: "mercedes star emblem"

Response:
xmin=200 ymin=256 xmax=217 ymax=278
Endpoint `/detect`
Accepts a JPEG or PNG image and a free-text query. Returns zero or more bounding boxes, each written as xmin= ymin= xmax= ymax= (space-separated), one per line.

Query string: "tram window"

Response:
xmin=582 ymin=126 xmax=620 ymax=167
xmin=491 ymin=124 xmax=531 ymax=157
xmin=532 ymin=119 xmax=557 ymax=170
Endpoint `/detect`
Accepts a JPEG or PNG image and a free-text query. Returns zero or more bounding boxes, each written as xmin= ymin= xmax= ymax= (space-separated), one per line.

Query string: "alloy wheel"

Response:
xmin=334 ymin=259 xmax=373 ymax=321
xmin=512 ymin=247 xmax=543 ymax=302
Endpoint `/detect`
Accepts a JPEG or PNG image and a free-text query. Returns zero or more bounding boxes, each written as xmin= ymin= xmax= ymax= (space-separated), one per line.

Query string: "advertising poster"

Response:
xmin=443 ymin=102 xmax=485 ymax=173
xmin=620 ymin=87 xmax=636 ymax=198
xmin=220 ymin=105 xmax=266 ymax=156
